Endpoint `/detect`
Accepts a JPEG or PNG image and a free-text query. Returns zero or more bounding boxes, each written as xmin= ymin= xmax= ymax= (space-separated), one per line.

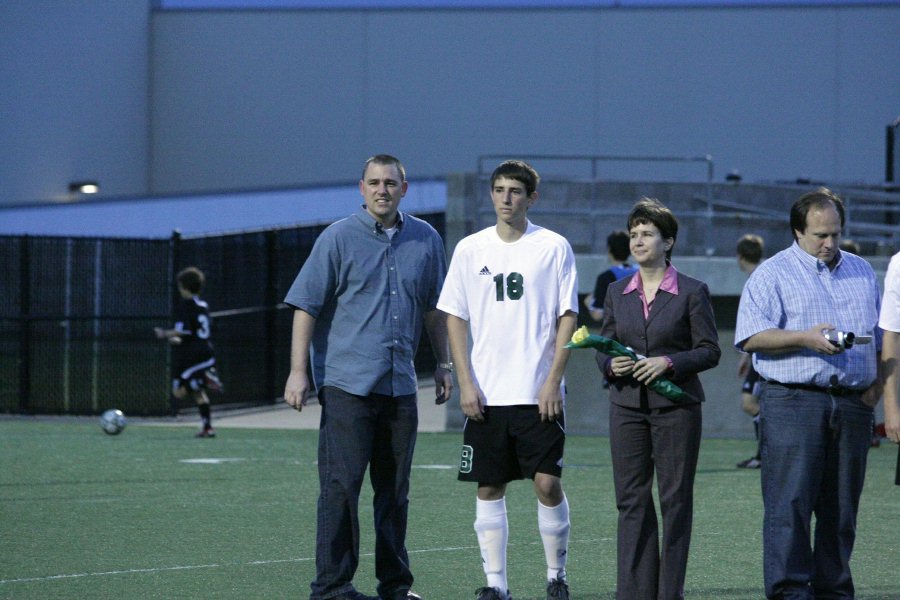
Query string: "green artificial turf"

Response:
xmin=1 ymin=421 xmax=898 ymax=599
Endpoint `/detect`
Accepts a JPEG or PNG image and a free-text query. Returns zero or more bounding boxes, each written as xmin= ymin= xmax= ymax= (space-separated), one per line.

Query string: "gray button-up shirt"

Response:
xmin=284 ymin=209 xmax=447 ymax=397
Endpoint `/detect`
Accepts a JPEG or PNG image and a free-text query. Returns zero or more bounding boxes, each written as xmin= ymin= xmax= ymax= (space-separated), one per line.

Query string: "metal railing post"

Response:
xmin=264 ymin=229 xmax=278 ymax=403
xmin=18 ymin=235 xmax=31 ymax=413
xmin=166 ymin=230 xmax=181 ymax=415
xmin=705 ymin=154 xmax=715 ymax=255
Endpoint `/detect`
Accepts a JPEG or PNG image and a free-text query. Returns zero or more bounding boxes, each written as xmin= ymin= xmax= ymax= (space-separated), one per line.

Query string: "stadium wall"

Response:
xmin=1 ymin=4 xmax=899 ymax=207
xmin=149 ymin=5 xmax=900 ymax=192
xmin=0 ymin=1 xmax=151 ymax=205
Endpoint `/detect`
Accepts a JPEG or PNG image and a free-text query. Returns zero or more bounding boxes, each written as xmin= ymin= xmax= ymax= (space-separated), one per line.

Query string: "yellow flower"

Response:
xmin=571 ymin=325 xmax=590 ymax=344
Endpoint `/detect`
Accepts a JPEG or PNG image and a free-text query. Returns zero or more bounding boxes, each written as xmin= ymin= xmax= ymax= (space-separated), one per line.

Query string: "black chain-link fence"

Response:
xmin=0 ymin=213 xmax=444 ymax=416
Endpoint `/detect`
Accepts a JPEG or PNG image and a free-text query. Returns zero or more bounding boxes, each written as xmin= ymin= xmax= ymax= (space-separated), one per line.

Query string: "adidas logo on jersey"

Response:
xmin=479 ymin=266 xmax=492 ymax=275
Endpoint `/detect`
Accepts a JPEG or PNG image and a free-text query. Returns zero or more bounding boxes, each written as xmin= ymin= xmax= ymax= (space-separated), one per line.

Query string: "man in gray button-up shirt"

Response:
xmin=284 ymin=154 xmax=452 ymax=600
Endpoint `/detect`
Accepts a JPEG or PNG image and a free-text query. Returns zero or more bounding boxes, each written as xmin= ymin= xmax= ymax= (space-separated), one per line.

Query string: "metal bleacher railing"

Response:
xmin=477 ymin=152 xmax=715 ymax=210
xmin=472 ymin=154 xmax=900 ymax=256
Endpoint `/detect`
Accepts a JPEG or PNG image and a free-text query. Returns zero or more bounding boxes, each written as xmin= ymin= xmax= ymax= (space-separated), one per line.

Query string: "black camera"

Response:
xmin=822 ymin=329 xmax=856 ymax=349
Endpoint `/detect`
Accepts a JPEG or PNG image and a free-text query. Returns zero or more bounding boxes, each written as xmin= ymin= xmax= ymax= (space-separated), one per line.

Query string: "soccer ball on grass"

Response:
xmin=100 ymin=409 xmax=127 ymax=435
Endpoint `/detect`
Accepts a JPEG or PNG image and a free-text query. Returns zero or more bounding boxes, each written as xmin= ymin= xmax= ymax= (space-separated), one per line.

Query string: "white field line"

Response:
xmin=0 ymin=539 xmax=612 ymax=586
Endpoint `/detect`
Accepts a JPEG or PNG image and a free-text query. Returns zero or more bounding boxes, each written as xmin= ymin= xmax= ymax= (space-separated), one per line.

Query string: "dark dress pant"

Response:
xmin=609 ymin=401 xmax=702 ymax=600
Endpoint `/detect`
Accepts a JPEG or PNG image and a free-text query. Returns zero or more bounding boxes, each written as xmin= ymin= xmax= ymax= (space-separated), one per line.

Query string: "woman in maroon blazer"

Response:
xmin=596 ymin=198 xmax=720 ymax=600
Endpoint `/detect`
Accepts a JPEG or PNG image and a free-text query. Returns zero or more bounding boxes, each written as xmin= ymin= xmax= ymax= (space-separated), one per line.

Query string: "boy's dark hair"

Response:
xmin=490 ymin=160 xmax=540 ymax=196
xmin=177 ymin=267 xmax=205 ymax=295
xmin=790 ymin=187 xmax=845 ymax=239
xmin=736 ymin=234 xmax=765 ymax=265
xmin=626 ymin=197 xmax=678 ymax=261
xmin=839 ymin=239 xmax=860 ymax=254
xmin=362 ymin=154 xmax=406 ymax=182
xmin=607 ymin=230 xmax=631 ymax=262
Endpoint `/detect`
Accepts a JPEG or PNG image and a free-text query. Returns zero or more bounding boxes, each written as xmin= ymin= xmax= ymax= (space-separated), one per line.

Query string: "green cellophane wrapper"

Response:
xmin=566 ymin=328 xmax=688 ymax=401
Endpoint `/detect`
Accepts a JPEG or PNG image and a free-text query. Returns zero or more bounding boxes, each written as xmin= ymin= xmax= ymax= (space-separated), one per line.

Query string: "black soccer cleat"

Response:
xmin=546 ymin=577 xmax=569 ymax=600
xmin=475 ymin=587 xmax=512 ymax=600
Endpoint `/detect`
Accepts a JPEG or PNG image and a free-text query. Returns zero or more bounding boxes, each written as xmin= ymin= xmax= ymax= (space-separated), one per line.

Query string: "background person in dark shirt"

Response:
xmin=154 ymin=266 xmax=222 ymax=438
xmin=584 ymin=230 xmax=637 ymax=323
xmin=735 ymin=234 xmax=765 ymax=468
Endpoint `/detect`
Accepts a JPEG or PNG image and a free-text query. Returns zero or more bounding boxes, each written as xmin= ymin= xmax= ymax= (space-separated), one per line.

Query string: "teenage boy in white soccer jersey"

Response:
xmin=437 ymin=160 xmax=579 ymax=600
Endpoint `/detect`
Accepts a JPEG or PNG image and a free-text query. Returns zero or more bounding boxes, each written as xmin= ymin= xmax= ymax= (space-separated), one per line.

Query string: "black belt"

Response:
xmin=765 ymin=380 xmax=860 ymax=397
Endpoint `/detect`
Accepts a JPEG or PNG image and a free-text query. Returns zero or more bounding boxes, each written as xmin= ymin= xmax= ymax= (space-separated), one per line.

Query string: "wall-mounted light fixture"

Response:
xmin=725 ymin=170 xmax=742 ymax=185
xmin=69 ymin=181 xmax=100 ymax=194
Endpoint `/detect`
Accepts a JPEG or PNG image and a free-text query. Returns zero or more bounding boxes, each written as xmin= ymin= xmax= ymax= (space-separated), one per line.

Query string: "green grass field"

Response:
xmin=1 ymin=420 xmax=898 ymax=600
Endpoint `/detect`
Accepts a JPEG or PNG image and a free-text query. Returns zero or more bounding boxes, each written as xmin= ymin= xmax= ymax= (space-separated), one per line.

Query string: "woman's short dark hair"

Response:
xmin=627 ymin=197 xmax=678 ymax=260
xmin=790 ymin=187 xmax=845 ymax=239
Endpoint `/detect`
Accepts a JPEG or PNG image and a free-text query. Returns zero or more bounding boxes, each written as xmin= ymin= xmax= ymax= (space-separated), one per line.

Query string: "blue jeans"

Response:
xmin=759 ymin=383 xmax=873 ymax=600
xmin=309 ymin=386 xmax=418 ymax=600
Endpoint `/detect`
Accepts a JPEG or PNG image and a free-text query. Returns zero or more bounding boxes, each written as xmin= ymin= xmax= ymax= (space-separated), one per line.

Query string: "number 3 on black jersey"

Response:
xmin=493 ymin=272 xmax=524 ymax=301
xmin=197 ymin=314 xmax=211 ymax=339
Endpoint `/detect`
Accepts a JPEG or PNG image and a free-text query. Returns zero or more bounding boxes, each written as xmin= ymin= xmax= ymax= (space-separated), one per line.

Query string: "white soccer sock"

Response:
xmin=474 ymin=497 xmax=508 ymax=592
xmin=538 ymin=494 xmax=570 ymax=582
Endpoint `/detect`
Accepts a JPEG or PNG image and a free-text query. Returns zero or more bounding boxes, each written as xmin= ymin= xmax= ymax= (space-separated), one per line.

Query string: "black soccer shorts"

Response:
xmin=458 ymin=405 xmax=565 ymax=485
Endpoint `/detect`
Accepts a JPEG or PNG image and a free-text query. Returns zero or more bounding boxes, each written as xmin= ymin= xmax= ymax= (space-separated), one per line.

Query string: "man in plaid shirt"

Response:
xmin=735 ymin=187 xmax=883 ymax=600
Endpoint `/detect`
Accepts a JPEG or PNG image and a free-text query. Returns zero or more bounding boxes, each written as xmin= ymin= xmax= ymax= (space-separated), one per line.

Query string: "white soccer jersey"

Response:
xmin=879 ymin=251 xmax=900 ymax=333
xmin=438 ymin=221 xmax=579 ymax=406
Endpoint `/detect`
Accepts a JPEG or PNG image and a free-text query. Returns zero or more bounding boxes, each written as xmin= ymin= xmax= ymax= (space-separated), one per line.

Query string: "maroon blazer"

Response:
xmin=597 ymin=271 xmax=720 ymax=408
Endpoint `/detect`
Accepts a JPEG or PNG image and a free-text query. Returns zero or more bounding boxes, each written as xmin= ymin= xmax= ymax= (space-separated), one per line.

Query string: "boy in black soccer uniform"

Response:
xmin=155 ymin=266 xmax=222 ymax=438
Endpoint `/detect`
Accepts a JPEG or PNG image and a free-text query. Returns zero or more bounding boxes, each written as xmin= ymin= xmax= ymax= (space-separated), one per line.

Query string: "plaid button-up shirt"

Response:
xmin=735 ymin=242 xmax=881 ymax=389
